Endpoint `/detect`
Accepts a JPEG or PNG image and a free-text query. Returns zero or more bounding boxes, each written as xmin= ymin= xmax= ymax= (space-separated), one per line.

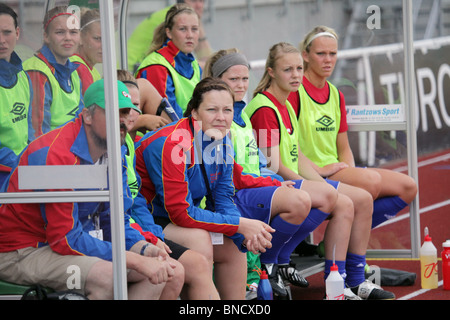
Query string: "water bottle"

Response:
xmin=325 ymin=264 xmax=345 ymax=300
xmin=420 ymin=227 xmax=438 ymax=289
xmin=442 ymin=239 xmax=450 ymax=290
xmin=257 ymin=270 xmax=273 ymax=300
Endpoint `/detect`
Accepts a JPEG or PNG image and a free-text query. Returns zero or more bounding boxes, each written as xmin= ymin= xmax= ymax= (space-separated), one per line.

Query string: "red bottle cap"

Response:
xmin=260 ymin=270 xmax=268 ymax=280
xmin=330 ymin=264 xmax=338 ymax=271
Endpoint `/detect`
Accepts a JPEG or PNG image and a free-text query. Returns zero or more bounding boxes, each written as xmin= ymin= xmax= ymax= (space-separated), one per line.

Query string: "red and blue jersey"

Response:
xmin=134 ymin=117 xmax=280 ymax=250
xmin=0 ymin=115 xmax=145 ymax=261
xmin=24 ymin=45 xmax=83 ymax=140
xmin=135 ymin=117 xmax=240 ymax=236
xmin=135 ymin=40 xmax=201 ymax=118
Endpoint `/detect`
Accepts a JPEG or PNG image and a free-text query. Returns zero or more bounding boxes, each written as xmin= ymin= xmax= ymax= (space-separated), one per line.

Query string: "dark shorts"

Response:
xmin=164 ymin=238 xmax=189 ymax=260
xmin=154 ymin=216 xmax=189 ymax=260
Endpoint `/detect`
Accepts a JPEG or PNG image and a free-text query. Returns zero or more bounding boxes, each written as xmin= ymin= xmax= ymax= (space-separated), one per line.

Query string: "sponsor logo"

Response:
xmin=10 ymin=102 xmax=26 ymax=123
xmin=316 ymin=115 xmax=336 ymax=131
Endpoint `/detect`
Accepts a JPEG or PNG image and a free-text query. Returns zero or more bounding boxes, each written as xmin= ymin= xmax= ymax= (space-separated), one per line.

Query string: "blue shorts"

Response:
xmin=233 ymin=178 xmax=339 ymax=224
xmin=233 ymin=186 xmax=279 ymax=224
xmin=325 ymin=178 xmax=340 ymax=189
xmin=289 ymin=179 xmax=339 ymax=190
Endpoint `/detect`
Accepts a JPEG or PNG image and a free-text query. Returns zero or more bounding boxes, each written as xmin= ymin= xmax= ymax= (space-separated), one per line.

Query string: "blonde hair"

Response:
xmin=149 ymin=3 xmax=198 ymax=54
xmin=117 ymin=69 xmax=138 ymax=88
xmin=253 ymin=42 xmax=300 ymax=97
xmin=43 ymin=6 xmax=70 ymax=32
xmin=80 ymin=7 xmax=100 ymax=34
xmin=300 ymin=26 xmax=338 ymax=71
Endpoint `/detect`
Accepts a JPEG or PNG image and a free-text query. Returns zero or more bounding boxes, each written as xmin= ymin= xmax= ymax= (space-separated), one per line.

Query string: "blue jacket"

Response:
xmin=0 ymin=115 xmax=145 ymax=260
xmin=135 ymin=117 xmax=246 ymax=250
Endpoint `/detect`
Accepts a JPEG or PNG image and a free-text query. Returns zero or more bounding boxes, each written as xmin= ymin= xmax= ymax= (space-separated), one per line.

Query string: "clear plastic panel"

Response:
xmin=0 ymin=0 xmax=128 ymax=298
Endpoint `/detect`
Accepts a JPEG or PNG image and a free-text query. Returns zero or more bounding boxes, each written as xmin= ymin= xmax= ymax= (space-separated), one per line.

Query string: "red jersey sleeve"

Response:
xmin=136 ymin=64 xmax=169 ymax=99
xmin=75 ymin=63 xmax=94 ymax=96
xmin=27 ymin=70 xmax=47 ymax=138
xmin=288 ymin=90 xmax=300 ymax=118
xmin=338 ymin=90 xmax=348 ymax=133
xmin=232 ymin=161 xmax=282 ymax=190
xmin=249 ymin=107 xmax=281 ymax=148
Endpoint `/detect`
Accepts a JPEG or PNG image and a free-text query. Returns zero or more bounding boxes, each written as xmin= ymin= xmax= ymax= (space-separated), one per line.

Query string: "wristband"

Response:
xmin=140 ymin=243 xmax=150 ymax=256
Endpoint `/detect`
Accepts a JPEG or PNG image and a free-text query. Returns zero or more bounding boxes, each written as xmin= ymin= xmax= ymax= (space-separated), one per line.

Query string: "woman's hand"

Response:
xmin=317 ymin=162 xmax=349 ymax=177
xmin=280 ymin=180 xmax=295 ymax=188
xmin=238 ymin=217 xmax=275 ymax=254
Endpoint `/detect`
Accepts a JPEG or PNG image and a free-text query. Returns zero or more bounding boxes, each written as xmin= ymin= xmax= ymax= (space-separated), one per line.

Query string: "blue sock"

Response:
xmin=324 ymin=259 xmax=346 ymax=282
xmin=259 ymin=215 xmax=300 ymax=264
xmin=277 ymin=208 xmax=329 ymax=265
xmin=372 ymin=196 xmax=408 ymax=228
xmin=344 ymin=252 xmax=367 ymax=288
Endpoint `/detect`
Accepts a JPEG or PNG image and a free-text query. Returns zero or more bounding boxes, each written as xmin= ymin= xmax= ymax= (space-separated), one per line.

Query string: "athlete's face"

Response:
xmin=269 ymin=52 xmax=303 ymax=93
xmin=303 ymin=36 xmax=338 ymax=80
xmin=191 ymin=89 xmax=234 ymax=140
xmin=0 ymin=14 xmax=19 ymax=62
xmin=220 ymin=65 xmax=249 ymax=102
xmin=79 ymin=21 xmax=102 ymax=66
xmin=166 ymin=12 xmax=199 ymax=54
xmin=44 ymin=15 xmax=80 ymax=64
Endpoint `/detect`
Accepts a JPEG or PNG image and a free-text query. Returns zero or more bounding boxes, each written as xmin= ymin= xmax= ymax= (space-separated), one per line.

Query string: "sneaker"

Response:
xmin=261 ymin=263 xmax=288 ymax=298
xmin=350 ymin=280 xmax=395 ymax=300
xmin=278 ymin=262 xmax=309 ymax=287
xmin=344 ymin=288 xmax=362 ymax=300
xmin=323 ymin=288 xmax=362 ymax=300
xmin=245 ymin=290 xmax=257 ymax=300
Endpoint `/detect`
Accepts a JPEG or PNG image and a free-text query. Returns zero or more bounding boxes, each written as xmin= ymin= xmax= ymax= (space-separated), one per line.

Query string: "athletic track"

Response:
xmin=291 ymin=149 xmax=450 ymax=300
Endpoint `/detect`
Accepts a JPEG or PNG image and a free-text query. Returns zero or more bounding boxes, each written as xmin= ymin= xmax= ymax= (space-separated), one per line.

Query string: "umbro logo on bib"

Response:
xmin=316 ymin=115 xmax=336 ymax=132
xmin=67 ymin=106 xmax=79 ymax=117
xmin=10 ymin=102 xmax=27 ymax=123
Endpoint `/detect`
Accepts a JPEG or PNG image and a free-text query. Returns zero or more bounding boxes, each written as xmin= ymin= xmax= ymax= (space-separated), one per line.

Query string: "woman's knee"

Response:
xmin=353 ymin=187 xmax=374 ymax=216
xmin=276 ymin=189 xmax=311 ymax=224
xmin=401 ymin=175 xmax=418 ymax=203
xmin=318 ymin=184 xmax=339 ymax=213
xmin=165 ymin=258 xmax=185 ymax=294
xmin=188 ymin=229 xmax=215 ymax=263
xmin=363 ymin=170 xmax=382 ymax=199
xmin=171 ymin=258 xmax=185 ymax=283
xmin=165 ymin=226 xmax=214 ymax=263
xmin=179 ymin=250 xmax=211 ymax=280
xmin=332 ymin=194 xmax=354 ymax=223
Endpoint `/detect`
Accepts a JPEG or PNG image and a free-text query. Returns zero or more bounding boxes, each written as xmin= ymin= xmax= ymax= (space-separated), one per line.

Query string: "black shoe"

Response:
xmin=278 ymin=262 xmax=309 ymax=288
xmin=261 ymin=263 xmax=288 ymax=298
xmin=350 ymin=280 xmax=396 ymax=300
